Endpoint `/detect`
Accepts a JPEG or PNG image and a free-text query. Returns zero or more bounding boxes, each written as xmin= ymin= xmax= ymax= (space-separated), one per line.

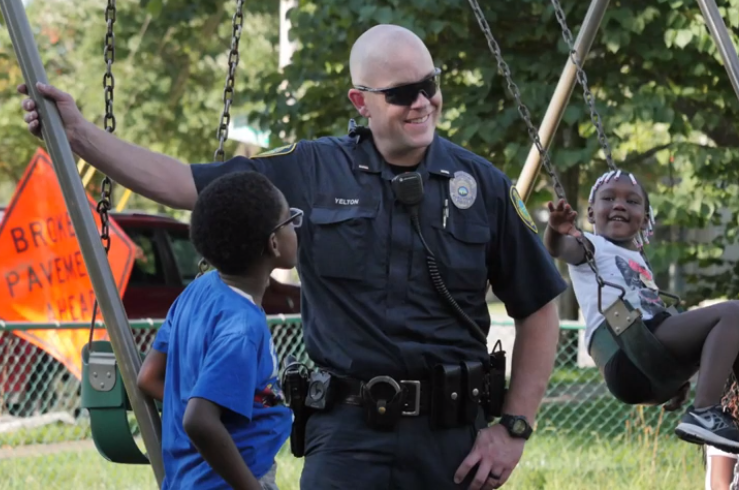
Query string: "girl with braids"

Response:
xmin=545 ymin=169 xmax=739 ymax=451
xmin=705 ymin=379 xmax=739 ymax=490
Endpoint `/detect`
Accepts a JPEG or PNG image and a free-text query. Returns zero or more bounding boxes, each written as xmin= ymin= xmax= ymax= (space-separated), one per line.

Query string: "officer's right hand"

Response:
xmin=17 ymin=82 xmax=84 ymax=141
xmin=546 ymin=199 xmax=580 ymax=238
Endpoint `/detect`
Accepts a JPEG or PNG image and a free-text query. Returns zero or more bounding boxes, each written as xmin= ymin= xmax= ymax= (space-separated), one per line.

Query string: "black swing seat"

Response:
xmin=81 ymin=340 xmax=160 ymax=465
xmin=588 ymin=299 xmax=696 ymax=405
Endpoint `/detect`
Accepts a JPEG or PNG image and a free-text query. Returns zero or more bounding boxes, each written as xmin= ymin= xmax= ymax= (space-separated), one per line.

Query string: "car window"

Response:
xmin=166 ymin=229 xmax=200 ymax=286
xmin=126 ymin=228 xmax=166 ymax=286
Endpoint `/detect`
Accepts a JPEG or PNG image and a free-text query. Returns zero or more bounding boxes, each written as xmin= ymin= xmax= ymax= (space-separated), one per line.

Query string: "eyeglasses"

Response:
xmin=272 ymin=207 xmax=304 ymax=233
xmin=353 ymin=67 xmax=442 ymax=106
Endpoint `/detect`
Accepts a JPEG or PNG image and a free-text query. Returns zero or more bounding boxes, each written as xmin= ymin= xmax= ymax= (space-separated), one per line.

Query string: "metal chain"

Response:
xmin=214 ymin=0 xmax=246 ymax=162
xmin=548 ymin=0 xmax=665 ymax=281
xmin=731 ymin=458 xmax=739 ymax=490
xmin=548 ymin=0 xmax=616 ymax=171
xmin=89 ymin=0 xmax=117 ymax=350
xmin=466 ymin=0 xmax=603 ymax=281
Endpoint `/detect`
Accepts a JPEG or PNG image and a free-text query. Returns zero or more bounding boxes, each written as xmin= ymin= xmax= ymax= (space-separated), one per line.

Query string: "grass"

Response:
xmin=0 ymin=420 xmax=90 ymax=447
xmin=0 ymin=429 xmax=706 ymax=490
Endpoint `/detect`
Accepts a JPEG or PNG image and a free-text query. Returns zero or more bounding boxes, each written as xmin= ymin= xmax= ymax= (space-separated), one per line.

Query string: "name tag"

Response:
xmin=335 ymin=198 xmax=359 ymax=206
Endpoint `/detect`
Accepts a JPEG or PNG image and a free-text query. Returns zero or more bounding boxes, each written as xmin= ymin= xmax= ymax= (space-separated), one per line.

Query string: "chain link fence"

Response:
xmin=0 ymin=317 xmax=689 ymax=489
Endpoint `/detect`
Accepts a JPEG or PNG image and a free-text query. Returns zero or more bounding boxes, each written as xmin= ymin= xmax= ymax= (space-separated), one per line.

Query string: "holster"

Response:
xmin=481 ymin=343 xmax=507 ymax=422
xmin=281 ymin=357 xmax=311 ymax=458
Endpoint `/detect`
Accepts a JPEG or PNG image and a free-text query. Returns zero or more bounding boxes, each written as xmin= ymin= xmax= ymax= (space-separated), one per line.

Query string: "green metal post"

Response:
xmin=0 ymin=0 xmax=164 ymax=485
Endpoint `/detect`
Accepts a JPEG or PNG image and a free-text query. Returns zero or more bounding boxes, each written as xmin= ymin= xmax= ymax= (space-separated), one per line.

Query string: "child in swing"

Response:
xmin=544 ymin=169 xmax=739 ymax=451
xmin=136 ymin=171 xmax=302 ymax=489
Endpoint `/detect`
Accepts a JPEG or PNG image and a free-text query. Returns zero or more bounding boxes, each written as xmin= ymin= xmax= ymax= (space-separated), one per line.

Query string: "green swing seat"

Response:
xmin=81 ymin=340 xmax=160 ymax=465
xmin=588 ymin=296 xmax=697 ymax=405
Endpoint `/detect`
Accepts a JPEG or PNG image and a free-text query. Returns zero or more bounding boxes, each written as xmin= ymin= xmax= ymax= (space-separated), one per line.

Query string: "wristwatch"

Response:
xmin=499 ymin=414 xmax=533 ymax=440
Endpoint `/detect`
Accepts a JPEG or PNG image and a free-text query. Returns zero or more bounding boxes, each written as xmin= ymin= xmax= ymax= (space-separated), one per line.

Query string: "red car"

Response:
xmin=1 ymin=209 xmax=301 ymax=416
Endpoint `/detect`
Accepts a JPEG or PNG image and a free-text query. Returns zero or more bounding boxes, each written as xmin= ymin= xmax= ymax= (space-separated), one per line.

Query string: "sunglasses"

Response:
xmin=272 ymin=207 xmax=304 ymax=233
xmin=354 ymin=67 xmax=442 ymax=106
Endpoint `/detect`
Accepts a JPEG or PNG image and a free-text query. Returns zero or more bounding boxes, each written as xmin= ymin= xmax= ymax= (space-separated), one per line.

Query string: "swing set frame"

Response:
xmin=2 ymin=0 xmax=739 ymax=485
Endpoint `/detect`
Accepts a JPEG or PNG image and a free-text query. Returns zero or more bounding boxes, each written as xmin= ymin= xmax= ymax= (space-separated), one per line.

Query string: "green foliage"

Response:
xmin=3 ymin=1 xmax=739 ymax=302
xmin=0 ymin=0 xmax=279 ymax=205
xmin=245 ymin=0 xmax=739 ymax=305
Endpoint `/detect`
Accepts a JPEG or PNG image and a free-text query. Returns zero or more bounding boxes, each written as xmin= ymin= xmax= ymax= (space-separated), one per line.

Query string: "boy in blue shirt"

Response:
xmin=137 ymin=171 xmax=301 ymax=490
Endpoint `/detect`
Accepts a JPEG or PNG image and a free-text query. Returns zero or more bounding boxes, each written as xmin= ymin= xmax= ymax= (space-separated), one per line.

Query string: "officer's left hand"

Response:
xmin=454 ymin=424 xmax=524 ymax=490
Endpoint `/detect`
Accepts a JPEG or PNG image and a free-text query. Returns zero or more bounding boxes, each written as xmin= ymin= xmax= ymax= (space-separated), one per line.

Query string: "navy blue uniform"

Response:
xmin=191 ymin=130 xmax=567 ymax=489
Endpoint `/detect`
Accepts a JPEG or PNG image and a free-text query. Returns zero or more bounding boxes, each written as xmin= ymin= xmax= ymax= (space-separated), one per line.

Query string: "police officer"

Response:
xmin=20 ymin=24 xmax=567 ymax=490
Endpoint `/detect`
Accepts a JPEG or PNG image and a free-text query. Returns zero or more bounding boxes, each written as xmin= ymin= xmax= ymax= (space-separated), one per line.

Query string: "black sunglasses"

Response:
xmin=354 ymin=67 xmax=442 ymax=106
xmin=272 ymin=207 xmax=304 ymax=233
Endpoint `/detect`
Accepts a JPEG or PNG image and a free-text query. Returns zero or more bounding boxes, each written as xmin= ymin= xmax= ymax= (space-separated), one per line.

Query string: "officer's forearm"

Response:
xmin=502 ymin=301 xmax=560 ymax=422
xmin=71 ymin=119 xmax=198 ymax=210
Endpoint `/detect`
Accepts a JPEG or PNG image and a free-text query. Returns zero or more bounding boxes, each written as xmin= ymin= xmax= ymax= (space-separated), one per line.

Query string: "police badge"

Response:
xmin=449 ymin=171 xmax=477 ymax=210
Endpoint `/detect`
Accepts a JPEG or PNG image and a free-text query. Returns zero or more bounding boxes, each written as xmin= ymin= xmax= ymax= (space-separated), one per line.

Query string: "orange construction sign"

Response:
xmin=0 ymin=148 xmax=136 ymax=379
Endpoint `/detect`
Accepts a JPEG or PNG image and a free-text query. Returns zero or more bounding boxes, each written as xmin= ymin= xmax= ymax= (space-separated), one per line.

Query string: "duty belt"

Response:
xmin=333 ymin=376 xmax=430 ymax=417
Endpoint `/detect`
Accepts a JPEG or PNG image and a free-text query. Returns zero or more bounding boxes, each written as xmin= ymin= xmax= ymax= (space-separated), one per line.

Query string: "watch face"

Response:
xmin=513 ymin=419 xmax=526 ymax=434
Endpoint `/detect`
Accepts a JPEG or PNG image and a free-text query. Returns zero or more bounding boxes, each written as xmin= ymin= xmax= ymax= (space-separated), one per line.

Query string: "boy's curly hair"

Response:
xmin=190 ymin=171 xmax=284 ymax=276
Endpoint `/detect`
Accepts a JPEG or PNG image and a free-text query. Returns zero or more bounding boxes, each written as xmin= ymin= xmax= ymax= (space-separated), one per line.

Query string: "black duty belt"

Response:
xmin=332 ymin=375 xmax=431 ymax=417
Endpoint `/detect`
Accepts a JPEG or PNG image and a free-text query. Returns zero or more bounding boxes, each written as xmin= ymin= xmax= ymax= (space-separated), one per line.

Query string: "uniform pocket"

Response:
xmin=310 ymin=206 xmax=377 ymax=280
xmin=432 ymin=220 xmax=490 ymax=291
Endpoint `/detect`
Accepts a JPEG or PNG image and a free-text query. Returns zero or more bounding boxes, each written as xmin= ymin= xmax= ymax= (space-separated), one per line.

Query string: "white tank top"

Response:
xmin=567 ymin=232 xmax=667 ymax=350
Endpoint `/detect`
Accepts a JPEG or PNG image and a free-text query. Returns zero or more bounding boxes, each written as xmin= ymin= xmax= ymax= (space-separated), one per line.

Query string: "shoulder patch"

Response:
xmin=509 ymin=186 xmax=538 ymax=233
xmin=254 ymin=143 xmax=297 ymax=158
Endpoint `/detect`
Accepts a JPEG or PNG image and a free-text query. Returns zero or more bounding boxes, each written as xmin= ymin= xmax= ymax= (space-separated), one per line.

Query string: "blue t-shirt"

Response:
xmin=152 ymin=271 xmax=291 ymax=489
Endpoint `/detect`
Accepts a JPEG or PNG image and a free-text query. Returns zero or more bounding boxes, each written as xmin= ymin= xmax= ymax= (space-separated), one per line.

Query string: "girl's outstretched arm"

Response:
xmin=544 ymin=199 xmax=591 ymax=266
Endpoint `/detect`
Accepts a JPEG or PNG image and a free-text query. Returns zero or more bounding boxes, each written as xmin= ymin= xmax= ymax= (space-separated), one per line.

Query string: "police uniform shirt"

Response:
xmin=190 ymin=130 xmax=568 ymax=381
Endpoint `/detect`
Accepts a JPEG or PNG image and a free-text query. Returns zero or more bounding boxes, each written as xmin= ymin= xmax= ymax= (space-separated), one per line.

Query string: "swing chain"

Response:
xmin=468 ymin=0 xmax=604 ymax=282
xmin=466 ymin=0 xmax=566 ymax=203
xmin=89 ymin=0 xmax=117 ymax=349
xmin=214 ymin=0 xmax=246 ymax=162
xmin=548 ymin=0 xmax=616 ymax=171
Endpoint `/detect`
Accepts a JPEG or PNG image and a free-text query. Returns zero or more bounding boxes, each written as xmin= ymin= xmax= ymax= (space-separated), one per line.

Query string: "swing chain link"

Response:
xmin=99 ymin=0 xmax=116 ymax=253
xmin=214 ymin=0 xmax=246 ymax=162
xmin=467 ymin=0 xmax=607 ymax=285
xmin=89 ymin=0 xmax=117 ymax=349
xmin=548 ymin=0 xmax=616 ymax=171
xmin=466 ymin=0 xmax=567 ymax=203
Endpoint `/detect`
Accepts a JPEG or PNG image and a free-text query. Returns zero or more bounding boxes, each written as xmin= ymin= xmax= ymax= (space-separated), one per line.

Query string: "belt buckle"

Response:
xmin=400 ymin=380 xmax=421 ymax=416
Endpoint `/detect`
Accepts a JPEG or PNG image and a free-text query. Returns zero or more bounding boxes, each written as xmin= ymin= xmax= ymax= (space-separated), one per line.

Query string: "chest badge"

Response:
xmin=510 ymin=186 xmax=538 ymax=233
xmin=449 ymin=171 xmax=477 ymax=210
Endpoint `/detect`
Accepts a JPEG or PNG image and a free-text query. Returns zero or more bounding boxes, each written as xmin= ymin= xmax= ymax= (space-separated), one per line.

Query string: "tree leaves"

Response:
xmin=246 ymin=0 xmax=739 ymax=303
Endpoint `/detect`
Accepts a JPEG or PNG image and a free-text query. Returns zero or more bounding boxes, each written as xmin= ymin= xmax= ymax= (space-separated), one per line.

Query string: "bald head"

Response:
xmin=350 ymin=25 xmax=434 ymax=87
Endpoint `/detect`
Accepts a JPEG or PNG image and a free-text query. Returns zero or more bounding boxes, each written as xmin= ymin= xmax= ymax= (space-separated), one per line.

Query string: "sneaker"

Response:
xmin=675 ymin=405 xmax=739 ymax=454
